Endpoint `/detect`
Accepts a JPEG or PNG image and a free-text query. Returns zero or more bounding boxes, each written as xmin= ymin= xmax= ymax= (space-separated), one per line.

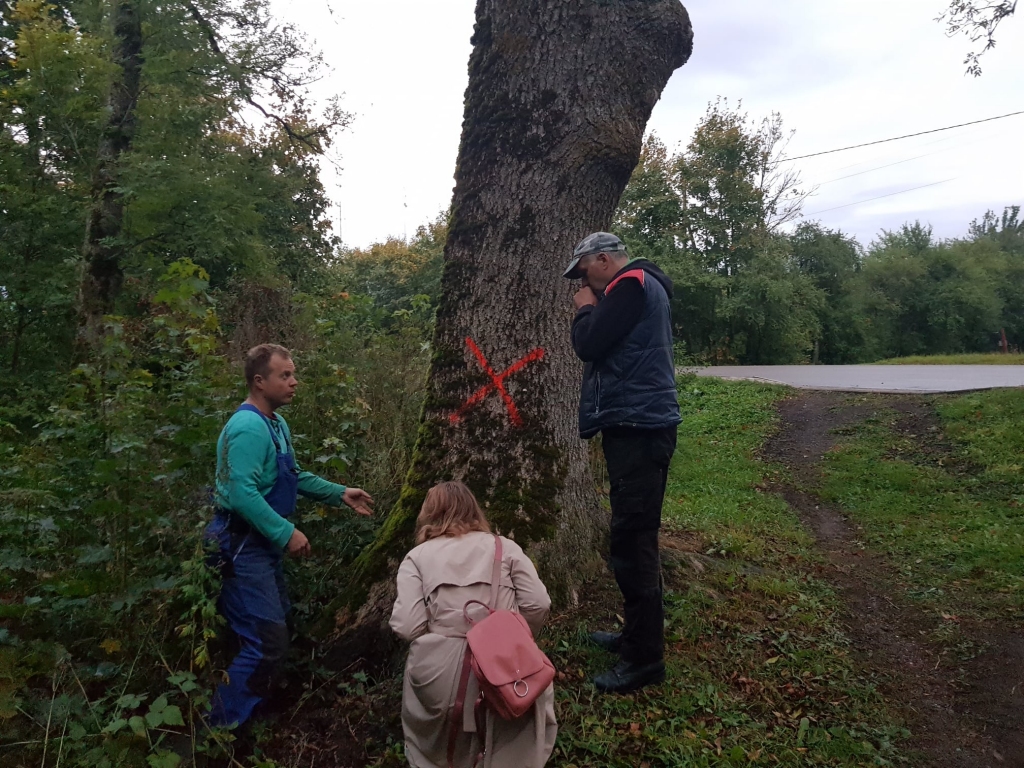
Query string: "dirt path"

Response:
xmin=764 ymin=391 xmax=1024 ymax=768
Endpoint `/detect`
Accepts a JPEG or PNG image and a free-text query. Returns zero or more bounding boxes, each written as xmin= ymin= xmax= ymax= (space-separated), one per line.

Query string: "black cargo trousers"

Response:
xmin=601 ymin=425 xmax=677 ymax=665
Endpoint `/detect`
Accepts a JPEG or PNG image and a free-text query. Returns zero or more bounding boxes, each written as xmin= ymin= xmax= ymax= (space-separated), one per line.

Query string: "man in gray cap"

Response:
xmin=566 ymin=232 xmax=681 ymax=693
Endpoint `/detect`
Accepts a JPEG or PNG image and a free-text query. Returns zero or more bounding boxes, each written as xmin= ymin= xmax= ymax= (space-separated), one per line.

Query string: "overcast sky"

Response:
xmin=269 ymin=0 xmax=1024 ymax=249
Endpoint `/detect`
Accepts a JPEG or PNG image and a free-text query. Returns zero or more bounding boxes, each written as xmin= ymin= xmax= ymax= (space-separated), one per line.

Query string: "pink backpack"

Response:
xmin=447 ymin=535 xmax=556 ymax=768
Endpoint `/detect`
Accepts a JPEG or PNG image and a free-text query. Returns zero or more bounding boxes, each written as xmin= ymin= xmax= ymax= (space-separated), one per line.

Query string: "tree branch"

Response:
xmin=183 ymin=1 xmax=327 ymax=152
xmin=938 ymin=0 xmax=1017 ymax=76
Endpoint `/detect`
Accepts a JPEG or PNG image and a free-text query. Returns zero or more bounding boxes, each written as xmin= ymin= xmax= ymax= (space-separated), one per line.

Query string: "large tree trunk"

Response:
xmin=78 ymin=0 xmax=142 ymax=343
xmin=323 ymin=0 xmax=692 ymax=641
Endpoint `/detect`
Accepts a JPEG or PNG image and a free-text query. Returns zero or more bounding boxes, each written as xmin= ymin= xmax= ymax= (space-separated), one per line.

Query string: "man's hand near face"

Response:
xmin=574 ymin=285 xmax=598 ymax=310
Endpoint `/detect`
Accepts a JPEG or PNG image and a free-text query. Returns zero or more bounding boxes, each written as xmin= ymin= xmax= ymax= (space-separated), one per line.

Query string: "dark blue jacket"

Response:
xmin=572 ymin=260 xmax=681 ymax=439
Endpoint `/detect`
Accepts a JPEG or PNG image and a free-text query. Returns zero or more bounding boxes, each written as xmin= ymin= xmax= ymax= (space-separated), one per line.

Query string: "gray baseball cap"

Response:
xmin=563 ymin=232 xmax=627 ymax=278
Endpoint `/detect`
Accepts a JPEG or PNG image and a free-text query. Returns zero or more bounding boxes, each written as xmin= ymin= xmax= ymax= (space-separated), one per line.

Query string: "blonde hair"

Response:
xmin=416 ymin=481 xmax=491 ymax=544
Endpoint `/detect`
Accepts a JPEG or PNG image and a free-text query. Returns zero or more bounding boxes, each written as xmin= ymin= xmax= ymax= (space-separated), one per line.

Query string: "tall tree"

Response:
xmin=327 ymin=0 xmax=693 ymax=633
xmin=75 ymin=0 xmax=348 ymax=342
xmin=1 ymin=0 xmax=109 ymax=374
xmin=790 ymin=222 xmax=865 ymax=364
xmin=613 ymin=105 xmax=819 ymax=364
xmin=78 ymin=0 xmax=142 ymax=343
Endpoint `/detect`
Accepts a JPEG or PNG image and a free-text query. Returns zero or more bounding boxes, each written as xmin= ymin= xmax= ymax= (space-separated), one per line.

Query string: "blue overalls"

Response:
xmin=206 ymin=404 xmax=299 ymax=729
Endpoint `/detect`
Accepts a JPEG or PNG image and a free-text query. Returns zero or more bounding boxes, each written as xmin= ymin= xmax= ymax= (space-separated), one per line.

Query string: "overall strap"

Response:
xmin=236 ymin=403 xmax=289 ymax=454
xmin=489 ymin=534 xmax=503 ymax=609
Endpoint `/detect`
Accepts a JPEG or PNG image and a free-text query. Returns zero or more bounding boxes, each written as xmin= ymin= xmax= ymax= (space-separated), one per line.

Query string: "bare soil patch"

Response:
xmin=764 ymin=391 xmax=1024 ymax=768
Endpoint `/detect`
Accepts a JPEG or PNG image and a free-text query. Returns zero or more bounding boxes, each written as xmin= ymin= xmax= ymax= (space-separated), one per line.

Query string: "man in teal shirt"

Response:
xmin=206 ymin=343 xmax=373 ymax=729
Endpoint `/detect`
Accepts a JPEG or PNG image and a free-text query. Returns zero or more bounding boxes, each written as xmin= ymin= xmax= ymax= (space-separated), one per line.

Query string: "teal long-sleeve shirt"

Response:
xmin=214 ymin=407 xmax=347 ymax=549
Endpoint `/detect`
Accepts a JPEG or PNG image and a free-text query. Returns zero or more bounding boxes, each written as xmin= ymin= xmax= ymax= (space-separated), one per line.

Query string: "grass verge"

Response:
xmin=817 ymin=389 xmax=1024 ymax=621
xmin=874 ymin=353 xmax=1024 ymax=365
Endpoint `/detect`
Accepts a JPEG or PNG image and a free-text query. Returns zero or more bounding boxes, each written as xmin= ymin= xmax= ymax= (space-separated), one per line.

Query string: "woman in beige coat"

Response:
xmin=389 ymin=481 xmax=557 ymax=768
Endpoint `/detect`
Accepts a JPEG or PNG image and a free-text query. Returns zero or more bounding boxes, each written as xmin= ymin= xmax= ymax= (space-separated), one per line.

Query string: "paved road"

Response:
xmin=692 ymin=365 xmax=1024 ymax=393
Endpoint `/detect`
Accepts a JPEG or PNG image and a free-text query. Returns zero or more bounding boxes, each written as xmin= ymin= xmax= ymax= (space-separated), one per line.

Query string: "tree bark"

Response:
xmin=323 ymin=0 xmax=692 ymax=639
xmin=78 ymin=0 xmax=142 ymax=342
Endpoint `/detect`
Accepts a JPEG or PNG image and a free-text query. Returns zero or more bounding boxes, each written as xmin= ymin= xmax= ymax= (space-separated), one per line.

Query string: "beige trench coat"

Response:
xmin=389 ymin=531 xmax=557 ymax=768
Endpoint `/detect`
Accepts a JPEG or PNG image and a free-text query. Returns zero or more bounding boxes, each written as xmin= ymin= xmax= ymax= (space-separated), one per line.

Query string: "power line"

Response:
xmin=821 ymin=121 xmax=1017 ymax=175
xmin=805 ymin=178 xmax=957 ymax=216
xmin=786 ymin=109 xmax=1024 ymax=161
xmin=818 ymin=152 xmax=936 ymax=185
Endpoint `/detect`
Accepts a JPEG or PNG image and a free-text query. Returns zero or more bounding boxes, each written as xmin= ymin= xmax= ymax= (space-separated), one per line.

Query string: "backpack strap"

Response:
xmin=472 ymin=693 xmax=487 ymax=767
xmin=489 ymin=534 xmax=502 ymax=610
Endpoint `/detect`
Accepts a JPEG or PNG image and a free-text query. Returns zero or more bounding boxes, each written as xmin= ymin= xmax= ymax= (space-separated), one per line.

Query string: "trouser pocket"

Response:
xmin=609 ymin=467 xmax=664 ymax=532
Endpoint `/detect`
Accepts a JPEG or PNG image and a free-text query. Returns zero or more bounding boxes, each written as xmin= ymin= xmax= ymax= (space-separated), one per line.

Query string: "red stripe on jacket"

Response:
xmin=605 ymin=268 xmax=645 ymax=294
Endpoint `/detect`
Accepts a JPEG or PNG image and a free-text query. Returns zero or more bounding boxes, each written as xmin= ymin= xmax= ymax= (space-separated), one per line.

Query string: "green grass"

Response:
xmin=543 ymin=378 xmax=906 ymax=767
xmin=874 ymin=353 xmax=1024 ymax=365
xmin=818 ymin=389 xmax=1024 ymax=620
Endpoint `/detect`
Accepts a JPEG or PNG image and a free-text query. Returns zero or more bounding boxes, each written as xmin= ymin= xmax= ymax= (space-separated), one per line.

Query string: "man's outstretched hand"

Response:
xmin=343 ymin=487 xmax=375 ymax=516
xmin=573 ymin=286 xmax=598 ymax=310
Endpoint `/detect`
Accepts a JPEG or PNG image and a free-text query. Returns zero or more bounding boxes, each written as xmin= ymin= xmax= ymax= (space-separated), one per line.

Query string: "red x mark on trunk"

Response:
xmin=449 ymin=337 xmax=546 ymax=428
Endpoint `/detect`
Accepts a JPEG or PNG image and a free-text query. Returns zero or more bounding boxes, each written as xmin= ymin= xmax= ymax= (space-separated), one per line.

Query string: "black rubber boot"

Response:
xmin=589 ymin=630 xmax=623 ymax=653
xmin=593 ymin=659 xmax=666 ymax=694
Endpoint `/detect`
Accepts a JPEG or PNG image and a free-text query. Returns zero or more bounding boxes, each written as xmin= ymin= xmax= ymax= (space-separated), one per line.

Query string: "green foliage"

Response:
xmin=1 ymin=0 xmax=437 ymax=736
xmin=332 ymin=213 xmax=446 ymax=323
xmin=0 ymin=260 xmax=230 ymax=761
xmin=857 ymin=223 xmax=1006 ymax=358
xmin=789 ymin=223 xmax=865 ymax=364
xmin=0 ymin=0 xmax=112 ymax=393
xmin=0 ymin=0 xmax=348 ymax=415
xmin=0 ymin=240 xmax=436 ymax=763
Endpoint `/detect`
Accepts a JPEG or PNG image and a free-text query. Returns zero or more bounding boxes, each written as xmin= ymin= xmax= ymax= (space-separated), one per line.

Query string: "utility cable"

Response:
xmin=822 ymin=122 xmax=1016 ymax=174
xmin=786 ymin=109 xmax=1024 ymax=161
xmin=818 ymin=152 xmax=936 ymax=185
xmin=805 ymin=178 xmax=957 ymax=216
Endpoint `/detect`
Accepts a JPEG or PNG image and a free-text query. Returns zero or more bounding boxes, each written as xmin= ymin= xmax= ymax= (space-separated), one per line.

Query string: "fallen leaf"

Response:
xmin=100 ymin=639 xmax=121 ymax=655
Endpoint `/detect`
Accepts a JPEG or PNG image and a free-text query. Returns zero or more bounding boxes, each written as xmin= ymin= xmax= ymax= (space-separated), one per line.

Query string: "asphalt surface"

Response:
xmin=692 ymin=365 xmax=1024 ymax=393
